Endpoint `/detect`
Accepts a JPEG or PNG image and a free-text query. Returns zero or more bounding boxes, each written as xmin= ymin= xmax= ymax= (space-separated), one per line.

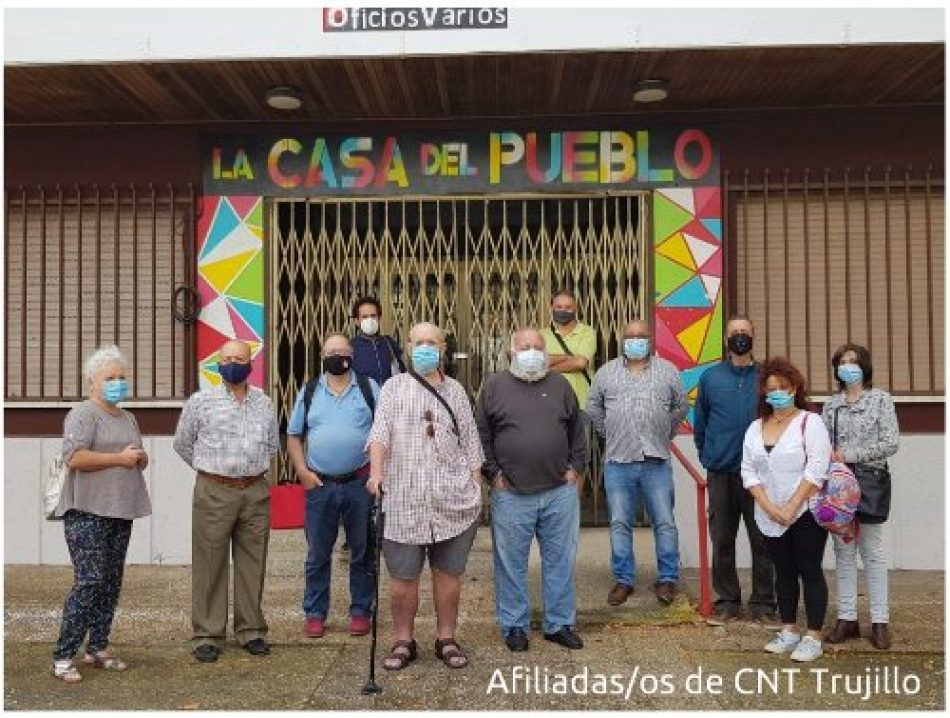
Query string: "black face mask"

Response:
xmin=727 ymin=333 xmax=753 ymax=356
xmin=322 ymin=355 xmax=352 ymax=376
xmin=552 ymin=310 xmax=576 ymax=325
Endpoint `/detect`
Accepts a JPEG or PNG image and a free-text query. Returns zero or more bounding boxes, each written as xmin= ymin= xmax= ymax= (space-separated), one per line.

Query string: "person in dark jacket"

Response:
xmin=694 ymin=316 xmax=777 ymax=627
xmin=350 ymin=296 xmax=405 ymax=387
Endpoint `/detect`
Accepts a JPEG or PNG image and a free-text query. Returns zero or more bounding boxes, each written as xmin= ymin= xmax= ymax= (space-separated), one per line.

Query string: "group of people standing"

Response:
xmin=49 ymin=291 xmax=899 ymax=682
xmin=696 ymin=317 xmax=899 ymax=663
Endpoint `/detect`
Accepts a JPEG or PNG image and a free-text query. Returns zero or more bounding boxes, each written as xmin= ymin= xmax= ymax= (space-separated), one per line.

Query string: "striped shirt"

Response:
xmin=173 ymin=385 xmax=279 ymax=477
xmin=366 ymin=372 xmax=485 ymax=545
xmin=821 ymin=388 xmax=900 ymax=469
xmin=585 ymin=355 xmax=689 ymax=463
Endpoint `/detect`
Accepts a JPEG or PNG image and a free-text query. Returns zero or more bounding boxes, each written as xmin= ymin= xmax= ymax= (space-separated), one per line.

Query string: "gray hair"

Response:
xmin=408 ymin=322 xmax=444 ymax=345
xmin=83 ymin=344 xmax=129 ymax=384
xmin=509 ymin=327 xmax=545 ymax=352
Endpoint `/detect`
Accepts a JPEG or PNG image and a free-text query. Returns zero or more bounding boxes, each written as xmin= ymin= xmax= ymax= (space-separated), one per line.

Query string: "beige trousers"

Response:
xmin=191 ymin=475 xmax=270 ymax=647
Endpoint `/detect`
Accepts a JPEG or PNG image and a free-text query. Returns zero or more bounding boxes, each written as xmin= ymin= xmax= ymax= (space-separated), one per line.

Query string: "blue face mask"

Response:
xmin=837 ymin=364 xmax=863 ymax=386
xmin=218 ymin=361 xmax=253 ymax=385
xmin=412 ymin=344 xmax=441 ymax=374
xmin=765 ymin=390 xmax=795 ymax=410
xmin=623 ymin=337 xmax=651 ymax=360
xmin=102 ymin=379 xmax=128 ymax=405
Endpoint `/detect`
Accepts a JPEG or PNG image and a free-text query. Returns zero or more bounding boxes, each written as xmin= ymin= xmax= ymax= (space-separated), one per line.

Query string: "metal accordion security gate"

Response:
xmin=268 ymin=193 xmax=648 ymax=525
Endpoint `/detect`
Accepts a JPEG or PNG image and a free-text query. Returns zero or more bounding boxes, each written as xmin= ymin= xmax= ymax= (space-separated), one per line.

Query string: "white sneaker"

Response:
xmin=790 ymin=635 xmax=824 ymax=662
xmin=764 ymin=629 xmax=801 ymax=654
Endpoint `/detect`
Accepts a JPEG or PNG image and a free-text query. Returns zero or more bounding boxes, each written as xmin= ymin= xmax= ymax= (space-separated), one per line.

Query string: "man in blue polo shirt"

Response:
xmin=286 ymin=333 xmax=380 ymax=639
xmin=351 ymin=296 xmax=405 ymax=387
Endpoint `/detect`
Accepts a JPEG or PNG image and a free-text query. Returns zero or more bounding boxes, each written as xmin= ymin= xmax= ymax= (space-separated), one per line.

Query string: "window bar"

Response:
xmin=904 ymin=168 xmax=915 ymax=392
xmin=924 ymin=166 xmax=935 ymax=392
xmin=782 ymin=168 xmax=791 ymax=362
xmin=57 ymin=185 xmax=65 ymax=398
xmin=802 ymin=168 xmax=812 ymax=387
xmin=112 ymin=184 xmax=120 ymax=351
xmin=883 ymin=166 xmax=894 ymax=390
xmin=76 ymin=184 xmax=84 ymax=395
xmin=94 ymin=185 xmax=102 ymax=349
xmin=39 ymin=186 xmax=47 ymax=397
xmin=862 ymin=167 xmax=874 ymax=375
xmin=131 ymin=184 xmax=139 ymax=398
xmin=151 ymin=184 xmax=158 ymax=397
xmin=762 ymin=168 xmax=770 ymax=358
xmin=822 ymin=168 xmax=832 ymax=394
xmin=844 ymin=168 xmax=852 ymax=343
xmin=20 ymin=187 xmax=28 ymax=398
xmin=742 ymin=170 xmax=750 ymax=319
xmin=169 ymin=184 xmax=177 ymax=398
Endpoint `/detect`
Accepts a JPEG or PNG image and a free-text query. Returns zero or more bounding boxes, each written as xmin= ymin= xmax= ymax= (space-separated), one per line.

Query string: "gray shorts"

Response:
xmin=382 ymin=521 xmax=478 ymax=580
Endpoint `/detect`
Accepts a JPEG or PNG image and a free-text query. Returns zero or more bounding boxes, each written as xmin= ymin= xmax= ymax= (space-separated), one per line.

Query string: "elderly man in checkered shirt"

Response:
xmin=366 ymin=322 xmax=485 ymax=672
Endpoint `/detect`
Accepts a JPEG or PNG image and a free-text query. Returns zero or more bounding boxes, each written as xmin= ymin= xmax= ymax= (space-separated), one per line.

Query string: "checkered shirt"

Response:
xmin=367 ymin=372 xmax=485 ymax=545
xmin=173 ymin=384 xmax=279 ymax=477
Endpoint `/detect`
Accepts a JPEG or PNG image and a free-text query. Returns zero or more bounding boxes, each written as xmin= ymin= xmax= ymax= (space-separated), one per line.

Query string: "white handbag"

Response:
xmin=43 ymin=453 xmax=69 ymax=520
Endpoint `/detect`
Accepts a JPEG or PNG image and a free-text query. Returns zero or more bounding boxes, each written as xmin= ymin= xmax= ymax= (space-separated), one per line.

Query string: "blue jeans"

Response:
xmin=303 ymin=477 xmax=375 ymax=619
xmin=604 ymin=459 xmax=680 ymax=586
xmin=491 ymin=482 xmax=579 ymax=635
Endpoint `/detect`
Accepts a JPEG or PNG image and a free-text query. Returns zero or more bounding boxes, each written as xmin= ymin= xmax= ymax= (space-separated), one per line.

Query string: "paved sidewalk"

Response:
xmin=4 ymin=528 xmax=945 ymax=710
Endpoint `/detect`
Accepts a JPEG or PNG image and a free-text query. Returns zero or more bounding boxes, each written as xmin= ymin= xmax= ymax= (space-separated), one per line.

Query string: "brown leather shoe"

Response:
xmin=870 ymin=623 xmax=892 ymax=650
xmin=607 ymin=583 xmax=633 ymax=606
xmin=653 ymin=581 xmax=677 ymax=606
xmin=824 ymin=619 xmax=860 ymax=644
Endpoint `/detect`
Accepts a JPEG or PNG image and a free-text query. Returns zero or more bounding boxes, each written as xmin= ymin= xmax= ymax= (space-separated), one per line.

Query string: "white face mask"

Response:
xmin=360 ymin=318 xmax=379 ymax=336
xmin=510 ymin=348 xmax=549 ymax=382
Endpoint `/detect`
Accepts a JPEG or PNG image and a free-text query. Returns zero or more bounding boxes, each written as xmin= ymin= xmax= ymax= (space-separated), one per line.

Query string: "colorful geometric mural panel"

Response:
xmin=196 ymin=196 xmax=266 ymax=390
xmin=653 ymin=187 xmax=724 ymax=431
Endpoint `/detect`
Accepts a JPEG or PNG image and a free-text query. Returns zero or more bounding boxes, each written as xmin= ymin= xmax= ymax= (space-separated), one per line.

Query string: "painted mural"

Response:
xmin=653 ymin=187 xmax=724 ymax=430
xmin=194 ymin=196 xmax=266 ymax=390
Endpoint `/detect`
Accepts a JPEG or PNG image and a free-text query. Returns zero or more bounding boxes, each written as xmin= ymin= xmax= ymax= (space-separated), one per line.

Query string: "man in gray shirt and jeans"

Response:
xmin=476 ymin=328 xmax=588 ymax=652
xmin=586 ymin=320 xmax=688 ymax=607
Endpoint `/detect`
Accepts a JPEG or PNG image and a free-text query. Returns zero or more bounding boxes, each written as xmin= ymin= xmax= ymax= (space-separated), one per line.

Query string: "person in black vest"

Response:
xmin=286 ymin=333 xmax=380 ymax=640
xmin=351 ymin=297 xmax=405 ymax=387
xmin=694 ymin=316 xmax=778 ymax=627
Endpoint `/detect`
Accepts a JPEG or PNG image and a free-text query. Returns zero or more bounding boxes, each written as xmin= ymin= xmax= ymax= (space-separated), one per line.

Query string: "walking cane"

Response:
xmin=361 ymin=486 xmax=385 ymax=695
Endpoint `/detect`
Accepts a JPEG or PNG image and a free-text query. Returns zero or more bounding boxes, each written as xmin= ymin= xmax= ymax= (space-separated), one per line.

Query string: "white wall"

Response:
xmin=5 ymin=433 xmax=944 ymax=569
xmin=4 ymin=437 xmax=193 ymax=565
xmin=5 ymin=8 xmax=943 ymax=65
xmin=672 ymin=434 xmax=946 ymax=571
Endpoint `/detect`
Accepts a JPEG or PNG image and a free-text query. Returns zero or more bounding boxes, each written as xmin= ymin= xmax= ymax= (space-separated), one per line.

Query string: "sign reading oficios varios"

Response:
xmin=205 ymin=128 xmax=718 ymax=197
xmin=323 ymin=7 xmax=508 ymax=32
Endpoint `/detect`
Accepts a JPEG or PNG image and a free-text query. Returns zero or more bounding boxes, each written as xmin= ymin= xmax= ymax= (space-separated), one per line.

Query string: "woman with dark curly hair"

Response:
xmin=821 ymin=343 xmax=899 ymax=650
xmin=740 ymin=358 xmax=831 ymax=662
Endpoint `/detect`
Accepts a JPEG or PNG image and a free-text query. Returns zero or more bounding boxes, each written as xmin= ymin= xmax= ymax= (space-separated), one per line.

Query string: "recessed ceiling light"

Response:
xmin=266 ymin=86 xmax=303 ymax=111
xmin=632 ymin=79 xmax=669 ymax=104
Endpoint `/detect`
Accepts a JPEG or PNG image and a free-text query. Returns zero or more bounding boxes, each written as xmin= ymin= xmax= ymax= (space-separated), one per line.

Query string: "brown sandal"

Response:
xmin=382 ymin=639 xmax=417 ymax=671
xmin=434 ymin=638 xmax=469 ymax=669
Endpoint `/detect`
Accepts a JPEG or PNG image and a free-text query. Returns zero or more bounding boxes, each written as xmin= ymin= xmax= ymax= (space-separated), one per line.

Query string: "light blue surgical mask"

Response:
xmin=515 ymin=348 xmax=547 ymax=373
xmin=411 ymin=344 xmax=441 ymax=374
xmin=102 ymin=379 xmax=129 ymax=405
xmin=765 ymin=390 xmax=794 ymax=410
xmin=623 ymin=337 xmax=651 ymax=360
xmin=837 ymin=364 xmax=863 ymax=386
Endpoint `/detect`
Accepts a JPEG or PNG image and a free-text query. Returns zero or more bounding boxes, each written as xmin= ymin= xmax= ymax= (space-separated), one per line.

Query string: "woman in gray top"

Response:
xmin=52 ymin=346 xmax=151 ymax=683
xmin=821 ymin=343 xmax=899 ymax=651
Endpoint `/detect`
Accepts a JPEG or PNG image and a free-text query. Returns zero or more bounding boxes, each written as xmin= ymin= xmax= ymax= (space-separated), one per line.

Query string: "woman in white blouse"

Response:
xmin=741 ymin=358 xmax=831 ymax=663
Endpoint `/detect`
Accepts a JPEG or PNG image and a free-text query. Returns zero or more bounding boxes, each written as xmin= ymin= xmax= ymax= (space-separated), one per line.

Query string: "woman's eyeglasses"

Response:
xmin=424 ymin=409 xmax=435 ymax=438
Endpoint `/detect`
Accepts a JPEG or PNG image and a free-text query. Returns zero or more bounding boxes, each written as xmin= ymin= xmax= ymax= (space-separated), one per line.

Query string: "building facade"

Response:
xmin=4 ymin=8 xmax=944 ymax=567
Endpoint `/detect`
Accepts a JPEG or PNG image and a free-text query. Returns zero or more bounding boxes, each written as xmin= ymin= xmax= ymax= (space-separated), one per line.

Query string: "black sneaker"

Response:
xmin=193 ymin=644 xmax=220 ymax=663
xmin=504 ymin=628 xmax=529 ymax=652
xmin=748 ymin=608 xmax=782 ymax=629
xmin=242 ymin=638 xmax=271 ymax=656
xmin=543 ymin=627 xmax=584 ymax=650
xmin=705 ymin=605 xmax=740 ymax=627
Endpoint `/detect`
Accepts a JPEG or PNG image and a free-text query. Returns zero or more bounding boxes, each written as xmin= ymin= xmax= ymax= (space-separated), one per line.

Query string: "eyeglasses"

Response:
xmin=424 ymin=409 xmax=435 ymax=438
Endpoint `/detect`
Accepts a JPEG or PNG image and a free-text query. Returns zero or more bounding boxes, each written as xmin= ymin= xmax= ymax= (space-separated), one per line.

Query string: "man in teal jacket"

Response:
xmin=693 ymin=316 xmax=777 ymax=627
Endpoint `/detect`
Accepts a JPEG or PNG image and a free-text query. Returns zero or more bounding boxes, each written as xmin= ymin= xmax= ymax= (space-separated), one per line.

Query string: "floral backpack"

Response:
xmin=804 ymin=414 xmax=861 ymax=542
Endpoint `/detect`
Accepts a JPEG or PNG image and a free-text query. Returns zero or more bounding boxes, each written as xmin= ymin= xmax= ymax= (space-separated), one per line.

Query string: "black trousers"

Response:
xmin=765 ymin=510 xmax=829 ymax=631
xmin=707 ymin=471 xmax=776 ymax=612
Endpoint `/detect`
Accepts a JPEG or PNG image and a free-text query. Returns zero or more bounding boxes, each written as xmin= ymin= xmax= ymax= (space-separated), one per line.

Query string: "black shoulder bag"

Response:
xmin=407 ymin=369 xmax=460 ymax=443
xmin=549 ymin=323 xmax=591 ymax=385
xmin=835 ymin=406 xmax=892 ymax=524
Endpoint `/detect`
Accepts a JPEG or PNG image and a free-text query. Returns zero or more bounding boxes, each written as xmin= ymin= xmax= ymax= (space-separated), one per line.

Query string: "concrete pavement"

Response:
xmin=4 ymin=528 xmax=944 ymax=710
